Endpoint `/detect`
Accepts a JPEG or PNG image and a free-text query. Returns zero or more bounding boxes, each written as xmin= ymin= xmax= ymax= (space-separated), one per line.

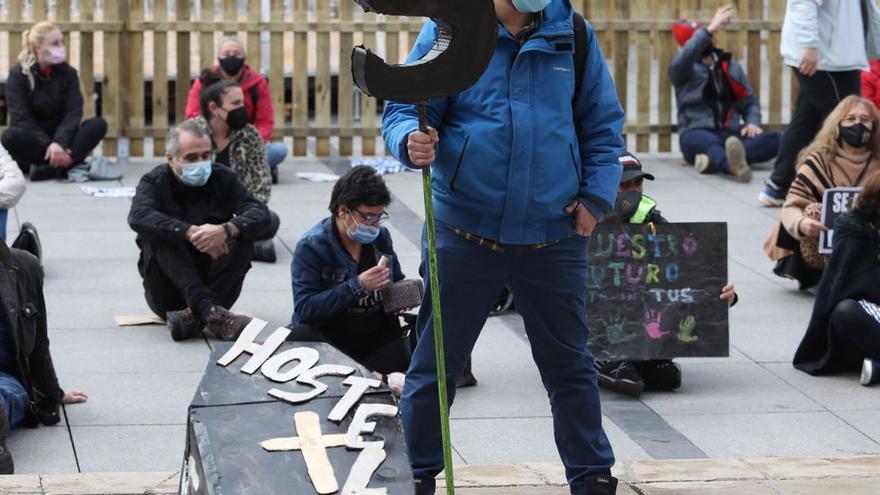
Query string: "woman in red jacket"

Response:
xmin=185 ymin=36 xmax=288 ymax=182
xmin=862 ymin=60 xmax=880 ymax=111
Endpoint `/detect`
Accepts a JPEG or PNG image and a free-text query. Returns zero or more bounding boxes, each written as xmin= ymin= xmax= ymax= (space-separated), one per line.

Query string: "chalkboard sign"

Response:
xmin=180 ymin=320 xmax=414 ymax=495
xmin=586 ymin=223 xmax=729 ymax=361
xmin=819 ymin=187 xmax=862 ymax=254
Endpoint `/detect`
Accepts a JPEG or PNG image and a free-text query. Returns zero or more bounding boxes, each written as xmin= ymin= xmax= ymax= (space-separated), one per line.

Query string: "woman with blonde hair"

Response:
xmin=1 ymin=22 xmax=106 ymax=181
xmin=764 ymin=95 xmax=880 ymax=289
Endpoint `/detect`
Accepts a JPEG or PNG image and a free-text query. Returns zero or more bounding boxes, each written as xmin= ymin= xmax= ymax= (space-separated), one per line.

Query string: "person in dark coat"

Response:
xmin=128 ymin=121 xmax=271 ymax=342
xmin=794 ymin=173 xmax=880 ymax=386
xmin=1 ymin=22 xmax=107 ymax=182
xmin=0 ymin=240 xmax=86 ymax=474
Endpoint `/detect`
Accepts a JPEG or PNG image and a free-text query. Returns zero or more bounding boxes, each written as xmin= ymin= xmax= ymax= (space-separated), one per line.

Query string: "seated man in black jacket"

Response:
xmin=0 ymin=240 xmax=87 ymax=474
xmin=128 ymin=121 xmax=271 ymax=342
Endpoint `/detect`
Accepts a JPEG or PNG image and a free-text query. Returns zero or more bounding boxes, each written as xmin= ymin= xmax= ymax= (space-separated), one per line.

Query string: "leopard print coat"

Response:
xmin=186 ymin=116 xmax=272 ymax=203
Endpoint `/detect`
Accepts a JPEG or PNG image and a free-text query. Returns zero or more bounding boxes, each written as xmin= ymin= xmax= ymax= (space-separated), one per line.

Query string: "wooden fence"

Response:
xmin=0 ymin=0 xmax=795 ymax=156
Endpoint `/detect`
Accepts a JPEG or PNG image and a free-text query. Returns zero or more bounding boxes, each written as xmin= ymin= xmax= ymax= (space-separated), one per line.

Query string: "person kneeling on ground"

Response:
xmin=794 ymin=173 xmax=880 ymax=387
xmin=670 ymin=6 xmax=781 ymax=183
xmin=186 ymin=79 xmax=279 ymax=263
xmin=289 ymin=166 xmax=415 ymax=383
xmin=764 ymin=96 xmax=880 ymax=291
xmin=1 ymin=21 xmax=107 ymax=182
xmin=595 ymin=152 xmax=738 ymax=397
xmin=0 ymin=239 xmax=86 ymax=474
xmin=128 ymin=121 xmax=271 ymax=342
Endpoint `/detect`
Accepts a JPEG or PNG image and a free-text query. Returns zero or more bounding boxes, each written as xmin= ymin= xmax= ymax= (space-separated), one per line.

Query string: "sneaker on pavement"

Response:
xmin=166 ymin=308 xmax=202 ymax=341
xmin=414 ymin=476 xmax=436 ymax=495
xmin=596 ymin=360 xmax=644 ymax=398
xmin=637 ymin=360 xmax=682 ymax=391
xmin=206 ymin=306 xmax=251 ymax=341
xmin=860 ymin=358 xmax=880 ymax=386
xmin=0 ymin=403 xmax=13 ymax=474
xmin=757 ymin=186 xmax=785 ymax=207
xmin=725 ymin=136 xmax=752 ymax=183
xmin=694 ymin=153 xmax=712 ymax=174
xmin=572 ymin=473 xmax=619 ymax=495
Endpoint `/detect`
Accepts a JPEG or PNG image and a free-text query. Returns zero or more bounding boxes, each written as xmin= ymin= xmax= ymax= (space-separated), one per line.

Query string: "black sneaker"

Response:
xmin=596 ymin=360 xmax=644 ymax=398
xmin=252 ymin=239 xmax=277 ymax=263
xmin=861 ymin=358 xmax=880 ymax=386
xmin=166 ymin=308 xmax=202 ymax=341
xmin=572 ymin=473 xmax=618 ymax=495
xmin=637 ymin=360 xmax=682 ymax=391
xmin=0 ymin=403 xmax=14 ymax=474
xmin=414 ymin=476 xmax=435 ymax=495
xmin=29 ymin=164 xmax=64 ymax=182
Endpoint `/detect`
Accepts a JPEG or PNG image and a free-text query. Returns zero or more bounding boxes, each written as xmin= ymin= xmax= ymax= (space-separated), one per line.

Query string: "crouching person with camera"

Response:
xmin=289 ymin=166 xmax=419 ymax=386
xmin=0 ymin=239 xmax=86 ymax=473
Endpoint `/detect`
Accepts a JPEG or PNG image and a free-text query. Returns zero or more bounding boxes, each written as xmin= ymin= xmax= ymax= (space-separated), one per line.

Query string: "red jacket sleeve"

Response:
xmin=253 ymin=78 xmax=275 ymax=143
xmin=185 ymin=78 xmax=203 ymax=120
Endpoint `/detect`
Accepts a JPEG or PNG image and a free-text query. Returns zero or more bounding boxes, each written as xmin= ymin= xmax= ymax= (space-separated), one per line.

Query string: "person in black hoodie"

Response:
xmin=128 ymin=121 xmax=271 ymax=342
xmin=1 ymin=22 xmax=107 ymax=181
xmin=794 ymin=173 xmax=880 ymax=387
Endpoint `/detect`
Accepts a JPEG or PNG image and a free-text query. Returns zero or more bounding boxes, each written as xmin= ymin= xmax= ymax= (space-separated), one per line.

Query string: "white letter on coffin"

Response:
xmin=216 ymin=319 xmax=290 ymax=374
xmin=269 ymin=364 xmax=356 ymax=404
xmin=341 ymin=404 xmax=399 ymax=495
xmin=328 ymin=376 xmax=382 ymax=423
xmin=261 ymin=347 xmax=320 ymax=383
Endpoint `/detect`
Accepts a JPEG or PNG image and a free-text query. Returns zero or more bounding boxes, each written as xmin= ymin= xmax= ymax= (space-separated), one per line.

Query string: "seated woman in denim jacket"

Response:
xmin=289 ymin=166 xmax=410 ymax=375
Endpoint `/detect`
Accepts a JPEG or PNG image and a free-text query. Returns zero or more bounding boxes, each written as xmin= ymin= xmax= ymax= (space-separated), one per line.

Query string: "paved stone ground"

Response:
xmin=4 ymin=153 xmax=878 ymax=483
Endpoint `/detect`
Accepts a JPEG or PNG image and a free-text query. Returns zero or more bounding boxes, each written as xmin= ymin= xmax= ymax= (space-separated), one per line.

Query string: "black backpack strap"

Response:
xmin=572 ymin=12 xmax=588 ymax=103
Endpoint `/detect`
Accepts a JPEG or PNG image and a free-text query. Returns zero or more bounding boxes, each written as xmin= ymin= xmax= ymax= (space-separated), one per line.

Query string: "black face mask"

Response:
xmin=224 ymin=106 xmax=249 ymax=130
xmin=839 ymin=123 xmax=873 ymax=148
xmin=218 ymin=56 xmax=245 ymax=76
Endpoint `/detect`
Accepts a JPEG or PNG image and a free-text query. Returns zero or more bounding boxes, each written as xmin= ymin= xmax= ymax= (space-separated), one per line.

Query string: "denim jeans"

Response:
xmin=679 ymin=128 xmax=781 ymax=175
xmin=0 ymin=209 xmax=8 ymax=241
xmin=401 ymin=224 xmax=614 ymax=487
xmin=0 ymin=371 xmax=29 ymax=429
xmin=266 ymin=142 xmax=288 ymax=169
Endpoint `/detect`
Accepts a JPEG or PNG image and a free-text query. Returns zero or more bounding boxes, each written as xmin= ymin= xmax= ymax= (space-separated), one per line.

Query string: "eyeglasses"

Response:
xmin=351 ymin=208 xmax=389 ymax=226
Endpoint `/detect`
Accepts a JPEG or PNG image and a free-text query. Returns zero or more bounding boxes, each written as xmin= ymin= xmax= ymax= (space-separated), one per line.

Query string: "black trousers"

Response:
xmin=830 ymin=299 xmax=880 ymax=366
xmin=138 ymin=239 xmax=253 ymax=319
xmin=769 ymin=69 xmax=861 ymax=196
xmin=1 ymin=117 xmax=108 ymax=172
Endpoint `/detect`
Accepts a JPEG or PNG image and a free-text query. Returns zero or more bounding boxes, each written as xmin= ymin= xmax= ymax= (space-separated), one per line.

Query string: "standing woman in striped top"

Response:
xmin=764 ymin=96 xmax=880 ymax=290
xmin=794 ymin=173 xmax=880 ymax=386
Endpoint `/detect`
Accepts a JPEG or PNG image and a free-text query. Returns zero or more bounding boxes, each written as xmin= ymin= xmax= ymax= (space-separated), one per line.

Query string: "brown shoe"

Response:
xmin=166 ymin=308 xmax=201 ymax=341
xmin=205 ymin=306 xmax=251 ymax=341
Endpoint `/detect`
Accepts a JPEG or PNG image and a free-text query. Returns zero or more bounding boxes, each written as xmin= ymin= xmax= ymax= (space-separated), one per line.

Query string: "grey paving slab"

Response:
xmin=72 ymin=425 xmax=188 ymax=472
xmin=727 ymin=282 xmax=814 ymax=363
xmin=450 ymin=417 xmax=561 ymax=466
xmin=761 ymin=363 xmax=877 ymax=413
xmin=43 ymin=260 xmax=143 ymax=294
xmin=44 ymin=290 xmax=153 ymax=331
xmin=228 ymin=289 xmax=294 ymax=330
xmin=837 ymin=411 xmax=880 ymax=444
xmin=639 ymin=362 xmax=820 ymax=416
xmin=14 ymin=200 xmax=133 ymax=232
xmin=49 ymin=327 xmax=210 ymax=375
xmin=664 ymin=412 xmax=880 ymax=458
xmin=62 ymin=371 xmax=202 ymax=426
xmin=8 ymin=425 xmax=78 ymax=474
xmin=40 ymin=230 xmax=140 ymax=261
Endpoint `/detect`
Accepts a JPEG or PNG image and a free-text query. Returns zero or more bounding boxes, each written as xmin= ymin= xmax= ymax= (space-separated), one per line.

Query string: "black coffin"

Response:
xmin=180 ymin=341 xmax=414 ymax=494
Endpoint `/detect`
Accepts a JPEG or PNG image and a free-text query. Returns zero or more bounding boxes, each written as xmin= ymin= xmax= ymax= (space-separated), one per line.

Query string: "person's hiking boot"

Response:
xmin=456 ymin=357 xmax=478 ymax=388
xmin=694 ymin=153 xmax=712 ymax=174
xmin=638 ymin=360 xmax=682 ymax=391
xmin=757 ymin=184 xmax=785 ymax=207
xmin=206 ymin=306 xmax=252 ymax=341
xmin=166 ymin=308 xmax=202 ymax=341
xmin=860 ymin=358 xmax=880 ymax=386
xmin=29 ymin=164 xmax=65 ymax=182
xmin=414 ymin=476 xmax=436 ymax=495
xmin=12 ymin=222 xmax=43 ymax=266
xmin=0 ymin=403 xmax=14 ymax=474
xmin=596 ymin=360 xmax=644 ymax=398
xmin=572 ymin=473 xmax=618 ymax=495
xmin=252 ymin=239 xmax=277 ymax=263
xmin=725 ymin=136 xmax=752 ymax=183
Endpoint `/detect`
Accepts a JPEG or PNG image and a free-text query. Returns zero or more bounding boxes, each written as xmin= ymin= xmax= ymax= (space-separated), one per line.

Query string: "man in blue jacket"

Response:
xmin=382 ymin=1 xmax=624 ymax=493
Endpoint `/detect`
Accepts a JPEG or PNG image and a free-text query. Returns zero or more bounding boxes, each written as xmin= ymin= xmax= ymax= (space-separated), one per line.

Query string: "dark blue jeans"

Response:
xmin=0 ymin=371 xmax=29 ymax=429
xmin=680 ymin=128 xmax=781 ymax=175
xmin=401 ymin=224 xmax=614 ymax=487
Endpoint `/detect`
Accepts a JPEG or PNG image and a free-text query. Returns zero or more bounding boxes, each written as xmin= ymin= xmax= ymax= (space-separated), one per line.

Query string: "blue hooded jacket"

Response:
xmin=382 ymin=0 xmax=624 ymax=245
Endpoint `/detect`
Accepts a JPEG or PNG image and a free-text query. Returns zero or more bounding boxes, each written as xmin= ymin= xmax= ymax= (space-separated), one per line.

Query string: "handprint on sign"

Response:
xmin=678 ymin=315 xmax=699 ymax=343
xmin=602 ymin=312 xmax=632 ymax=345
xmin=644 ymin=309 xmax=669 ymax=340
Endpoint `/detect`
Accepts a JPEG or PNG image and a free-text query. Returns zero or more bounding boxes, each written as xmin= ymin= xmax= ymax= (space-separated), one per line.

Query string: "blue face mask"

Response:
xmin=512 ymin=0 xmax=551 ymax=13
xmin=346 ymin=213 xmax=381 ymax=244
xmin=179 ymin=160 xmax=212 ymax=187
